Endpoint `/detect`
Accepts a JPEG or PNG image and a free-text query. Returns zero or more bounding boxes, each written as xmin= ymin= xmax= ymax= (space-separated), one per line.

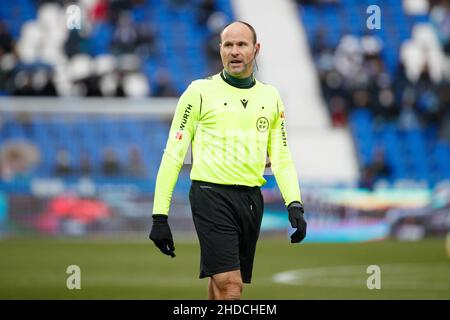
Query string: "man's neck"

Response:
xmin=221 ymin=69 xmax=255 ymax=89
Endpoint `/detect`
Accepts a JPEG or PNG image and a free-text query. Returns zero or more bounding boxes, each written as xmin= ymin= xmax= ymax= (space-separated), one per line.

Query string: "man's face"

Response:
xmin=220 ymin=23 xmax=260 ymax=78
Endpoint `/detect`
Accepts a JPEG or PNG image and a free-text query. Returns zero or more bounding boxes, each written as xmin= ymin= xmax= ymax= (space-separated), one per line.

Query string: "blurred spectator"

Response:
xmin=32 ymin=68 xmax=58 ymax=96
xmin=197 ymin=0 xmax=217 ymax=26
xmin=152 ymin=69 xmax=178 ymax=97
xmin=101 ymin=147 xmax=122 ymax=176
xmin=359 ymin=165 xmax=375 ymax=190
xmin=320 ymin=71 xmax=345 ymax=104
xmin=74 ymin=74 xmax=103 ymax=96
xmin=430 ymin=0 xmax=450 ymax=54
xmin=0 ymin=140 xmax=40 ymax=182
xmin=125 ymin=146 xmax=146 ymax=177
xmin=311 ymin=28 xmax=330 ymax=57
xmin=64 ymin=29 xmax=90 ymax=58
xmin=0 ymin=22 xmax=13 ymax=56
xmin=370 ymin=147 xmax=391 ymax=179
xmin=54 ymin=149 xmax=73 ymax=176
xmin=109 ymin=0 xmax=133 ymax=24
xmin=135 ymin=22 xmax=157 ymax=58
xmin=414 ymin=64 xmax=441 ymax=124
xmin=359 ymin=147 xmax=391 ymax=190
xmin=0 ymin=53 xmax=16 ymax=93
xmin=205 ymin=30 xmax=222 ymax=74
xmin=393 ymin=62 xmax=411 ymax=105
xmin=13 ymin=71 xmax=37 ymax=96
xmin=398 ymin=103 xmax=421 ymax=131
xmin=329 ymin=95 xmax=347 ymax=127
xmin=111 ymin=12 xmax=138 ymax=55
xmin=352 ymin=89 xmax=370 ymax=110
xmin=375 ymin=88 xmax=398 ymax=121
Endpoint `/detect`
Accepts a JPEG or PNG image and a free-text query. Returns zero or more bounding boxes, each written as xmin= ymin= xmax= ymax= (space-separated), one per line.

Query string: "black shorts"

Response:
xmin=189 ymin=180 xmax=264 ymax=284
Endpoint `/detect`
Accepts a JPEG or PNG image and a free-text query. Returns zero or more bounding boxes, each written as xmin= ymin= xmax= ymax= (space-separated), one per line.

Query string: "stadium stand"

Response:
xmin=0 ymin=0 xmax=234 ymax=186
xmin=0 ymin=0 xmax=234 ymax=96
xmin=297 ymin=0 xmax=450 ymax=188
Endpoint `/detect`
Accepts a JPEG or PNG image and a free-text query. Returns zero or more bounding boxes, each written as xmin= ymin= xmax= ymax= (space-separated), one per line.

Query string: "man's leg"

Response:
xmin=209 ymin=270 xmax=243 ymax=300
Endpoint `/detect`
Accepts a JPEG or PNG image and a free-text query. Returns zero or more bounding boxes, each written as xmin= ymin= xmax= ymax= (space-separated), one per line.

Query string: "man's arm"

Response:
xmin=152 ymin=84 xmax=201 ymax=215
xmin=267 ymin=92 xmax=302 ymax=207
xmin=149 ymin=85 xmax=201 ymax=257
xmin=267 ymin=91 xmax=306 ymax=243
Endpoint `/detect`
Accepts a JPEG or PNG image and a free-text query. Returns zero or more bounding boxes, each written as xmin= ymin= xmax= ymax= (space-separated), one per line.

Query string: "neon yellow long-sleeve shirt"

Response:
xmin=152 ymin=72 xmax=302 ymax=215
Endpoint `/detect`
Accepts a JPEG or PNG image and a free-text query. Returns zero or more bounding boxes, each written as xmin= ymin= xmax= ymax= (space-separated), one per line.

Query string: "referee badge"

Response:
xmin=256 ymin=117 xmax=269 ymax=132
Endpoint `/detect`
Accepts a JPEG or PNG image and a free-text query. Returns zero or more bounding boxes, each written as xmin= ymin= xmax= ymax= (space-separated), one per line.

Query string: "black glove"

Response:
xmin=149 ymin=215 xmax=175 ymax=257
xmin=288 ymin=201 xmax=307 ymax=243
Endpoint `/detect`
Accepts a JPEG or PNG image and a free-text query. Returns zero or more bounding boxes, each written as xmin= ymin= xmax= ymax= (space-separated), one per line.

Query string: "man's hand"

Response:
xmin=288 ymin=201 xmax=307 ymax=243
xmin=149 ymin=215 xmax=176 ymax=257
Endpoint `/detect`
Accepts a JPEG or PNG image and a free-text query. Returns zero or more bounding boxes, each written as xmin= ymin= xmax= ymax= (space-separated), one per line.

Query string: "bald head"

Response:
xmin=220 ymin=21 xmax=257 ymax=45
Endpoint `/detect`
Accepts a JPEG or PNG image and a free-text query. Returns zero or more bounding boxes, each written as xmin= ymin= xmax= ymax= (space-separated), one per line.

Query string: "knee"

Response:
xmin=215 ymin=277 xmax=243 ymax=300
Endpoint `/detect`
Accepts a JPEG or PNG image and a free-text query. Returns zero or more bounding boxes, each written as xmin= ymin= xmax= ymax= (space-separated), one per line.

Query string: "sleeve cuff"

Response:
xmin=287 ymin=201 xmax=303 ymax=209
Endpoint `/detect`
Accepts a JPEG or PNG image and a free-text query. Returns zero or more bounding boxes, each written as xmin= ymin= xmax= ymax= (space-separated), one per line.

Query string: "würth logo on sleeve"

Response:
xmin=280 ymin=121 xmax=287 ymax=146
xmin=240 ymin=99 xmax=249 ymax=109
xmin=178 ymin=104 xmax=193 ymax=131
xmin=175 ymin=131 xmax=183 ymax=140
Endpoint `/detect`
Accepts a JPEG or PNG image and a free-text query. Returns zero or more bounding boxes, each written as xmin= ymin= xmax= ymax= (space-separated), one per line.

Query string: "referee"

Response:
xmin=149 ymin=21 xmax=307 ymax=300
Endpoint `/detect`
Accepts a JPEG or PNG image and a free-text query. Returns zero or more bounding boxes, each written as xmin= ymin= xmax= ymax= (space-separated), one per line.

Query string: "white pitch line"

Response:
xmin=272 ymin=263 xmax=450 ymax=291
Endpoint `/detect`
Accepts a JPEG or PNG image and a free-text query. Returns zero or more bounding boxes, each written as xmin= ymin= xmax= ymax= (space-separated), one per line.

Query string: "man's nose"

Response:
xmin=231 ymin=45 xmax=239 ymax=55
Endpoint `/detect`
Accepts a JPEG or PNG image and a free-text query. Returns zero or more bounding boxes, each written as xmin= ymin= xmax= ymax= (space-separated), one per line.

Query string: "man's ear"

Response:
xmin=254 ymin=43 xmax=261 ymax=57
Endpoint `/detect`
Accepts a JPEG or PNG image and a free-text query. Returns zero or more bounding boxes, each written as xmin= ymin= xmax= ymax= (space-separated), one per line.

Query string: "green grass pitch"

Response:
xmin=1 ymin=236 xmax=449 ymax=299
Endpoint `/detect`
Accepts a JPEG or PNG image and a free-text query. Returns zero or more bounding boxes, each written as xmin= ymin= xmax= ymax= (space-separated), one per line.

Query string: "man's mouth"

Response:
xmin=230 ymin=60 xmax=243 ymax=66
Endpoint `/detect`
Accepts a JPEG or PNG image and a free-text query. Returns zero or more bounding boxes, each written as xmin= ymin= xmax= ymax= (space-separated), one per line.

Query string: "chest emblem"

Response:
xmin=256 ymin=117 xmax=269 ymax=132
